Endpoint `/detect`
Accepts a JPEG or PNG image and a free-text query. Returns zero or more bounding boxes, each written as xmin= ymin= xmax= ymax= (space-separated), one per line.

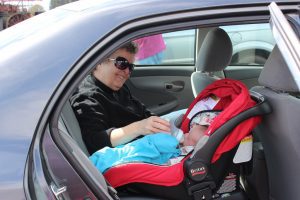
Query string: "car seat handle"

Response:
xmin=191 ymin=92 xmax=272 ymax=164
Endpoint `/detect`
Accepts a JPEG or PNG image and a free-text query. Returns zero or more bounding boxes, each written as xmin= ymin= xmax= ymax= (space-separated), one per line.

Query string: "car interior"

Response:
xmin=41 ymin=4 xmax=300 ymax=200
xmin=127 ymin=23 xmax=272 ymax=116
xmin=56 ymin=27 xmax=271 ymax=200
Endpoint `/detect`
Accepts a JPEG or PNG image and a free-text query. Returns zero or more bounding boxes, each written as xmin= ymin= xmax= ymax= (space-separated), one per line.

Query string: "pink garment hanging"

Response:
xmin=134 ymin=34 xmax=166 ymax=60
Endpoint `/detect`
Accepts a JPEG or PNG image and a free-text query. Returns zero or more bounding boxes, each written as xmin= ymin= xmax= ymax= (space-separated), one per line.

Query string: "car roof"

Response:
xmin=60 ymin=0 xmax=297 ymax=12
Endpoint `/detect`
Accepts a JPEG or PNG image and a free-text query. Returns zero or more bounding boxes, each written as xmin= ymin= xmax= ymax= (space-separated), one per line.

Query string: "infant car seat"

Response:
xmin=102 ymin=79 xmax=271 ymax=200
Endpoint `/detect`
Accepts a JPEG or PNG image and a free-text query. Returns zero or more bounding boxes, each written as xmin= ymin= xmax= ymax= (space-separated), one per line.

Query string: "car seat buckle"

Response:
xmin=194 ymin=187 xmax=212 ymax=200
xmin=187 ymin=181 xmax=216 ymax=200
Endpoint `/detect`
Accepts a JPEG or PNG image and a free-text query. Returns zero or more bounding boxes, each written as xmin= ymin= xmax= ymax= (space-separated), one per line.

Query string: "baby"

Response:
xmin=168 ymin=109 xmax=219 ymax=148
xmin=182 ymin=124 xmax=208 ymax=146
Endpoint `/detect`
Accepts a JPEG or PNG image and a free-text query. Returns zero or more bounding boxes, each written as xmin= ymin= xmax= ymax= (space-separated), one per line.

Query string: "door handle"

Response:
xmin=165 ymin=81 xmax=184 ymax=92
xmin=50 ymin=182 xmax=67 ymax=200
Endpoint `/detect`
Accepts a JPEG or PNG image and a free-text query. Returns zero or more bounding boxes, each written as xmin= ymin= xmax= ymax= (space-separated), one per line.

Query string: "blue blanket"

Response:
xmin=89 ymin=133 xmax=180 ymax=173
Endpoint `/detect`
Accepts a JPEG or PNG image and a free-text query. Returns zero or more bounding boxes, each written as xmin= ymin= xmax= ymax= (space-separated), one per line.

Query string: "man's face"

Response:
xmin=183 ymin=124 xmax=207 ymax=146
xmin=96 ymin=48 xmax=135 ymax=91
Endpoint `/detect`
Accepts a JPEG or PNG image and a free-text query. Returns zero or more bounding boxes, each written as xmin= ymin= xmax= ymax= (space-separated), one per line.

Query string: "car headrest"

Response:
xmin=258 ymin=45 xmax=299 ymax=93
xmin=196 ymin=28 xmax=233 ymax=72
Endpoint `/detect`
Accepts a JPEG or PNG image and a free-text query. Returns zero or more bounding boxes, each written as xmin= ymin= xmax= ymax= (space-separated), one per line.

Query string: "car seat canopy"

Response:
xmin=181 ymin=79 xmax=261 ymax=163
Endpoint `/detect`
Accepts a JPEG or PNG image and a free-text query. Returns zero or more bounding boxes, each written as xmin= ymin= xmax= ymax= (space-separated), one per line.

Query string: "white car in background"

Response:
xmin=161 ymin=23 xmax=275 ymax=66
xmin=223 ymin=23 xmax=275 ymax=65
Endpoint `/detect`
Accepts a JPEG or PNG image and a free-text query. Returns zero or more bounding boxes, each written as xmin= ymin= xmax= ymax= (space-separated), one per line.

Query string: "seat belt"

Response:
xmin=107 ymin=185 xmax=120 ymax=200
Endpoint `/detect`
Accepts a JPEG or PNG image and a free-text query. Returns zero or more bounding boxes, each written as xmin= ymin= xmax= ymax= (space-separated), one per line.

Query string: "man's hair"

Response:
xmin=121 ymin=41 xmax=138 ymax=54
xmin=94 ymin=41 xmax=138 ymax=70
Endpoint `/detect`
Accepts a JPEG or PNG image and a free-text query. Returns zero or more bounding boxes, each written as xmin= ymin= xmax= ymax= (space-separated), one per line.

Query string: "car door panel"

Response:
xmin=127 ymin=67 xmax=194 ymax=115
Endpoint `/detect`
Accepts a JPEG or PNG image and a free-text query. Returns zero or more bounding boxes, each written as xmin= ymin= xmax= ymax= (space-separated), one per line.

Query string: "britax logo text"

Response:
xmin=191 ymin=167 xmax=206 ymax=176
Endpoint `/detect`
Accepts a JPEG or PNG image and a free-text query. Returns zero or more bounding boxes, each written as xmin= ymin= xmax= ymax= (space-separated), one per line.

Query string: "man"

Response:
xmin=71 ymin=42 xmax=170 ymax=154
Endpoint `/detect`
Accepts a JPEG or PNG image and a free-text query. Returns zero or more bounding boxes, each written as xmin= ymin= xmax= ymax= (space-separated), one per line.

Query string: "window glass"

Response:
xmin=221 ymin=23 xmax=276 ymax=66
xmin=133 ymin=23 xmax=275 ymax=67
xmin=134 ymin=30 xmax=196 ymax=66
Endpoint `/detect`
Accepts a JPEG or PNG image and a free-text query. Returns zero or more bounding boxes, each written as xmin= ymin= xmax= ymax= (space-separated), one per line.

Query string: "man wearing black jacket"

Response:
xmin=71 ymin=42 xmax=171 ymax=155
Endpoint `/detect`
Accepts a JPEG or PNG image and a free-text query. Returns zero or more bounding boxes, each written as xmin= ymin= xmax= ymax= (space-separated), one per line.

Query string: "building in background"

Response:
xmin=0 ymin=0 xmax=79 ymax=30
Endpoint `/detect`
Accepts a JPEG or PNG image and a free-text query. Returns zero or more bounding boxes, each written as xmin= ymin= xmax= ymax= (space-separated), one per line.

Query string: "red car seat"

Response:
xmin=103 ymin=79 xmax=271 ymax=200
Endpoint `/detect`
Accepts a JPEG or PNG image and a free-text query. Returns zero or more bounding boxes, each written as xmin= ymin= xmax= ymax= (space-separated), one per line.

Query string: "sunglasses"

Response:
xmin=108 ymin=56 xmax=135 ymax=72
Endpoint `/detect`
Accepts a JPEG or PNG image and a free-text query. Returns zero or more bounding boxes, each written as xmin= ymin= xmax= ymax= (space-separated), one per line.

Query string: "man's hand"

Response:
xmin=110 ymin=116 xmax=170 ymax=147
xmin=137 ymin=116 xmax=171 ymax=135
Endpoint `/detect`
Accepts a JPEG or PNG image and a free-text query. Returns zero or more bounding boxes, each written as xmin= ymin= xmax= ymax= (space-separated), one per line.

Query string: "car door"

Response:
xmin=127 ymin=30 xmax=196 ymax=116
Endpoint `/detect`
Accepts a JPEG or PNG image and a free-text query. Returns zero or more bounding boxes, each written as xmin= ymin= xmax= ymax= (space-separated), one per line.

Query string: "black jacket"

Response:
xmin=70 ymin=75 xmax=152 ymax=155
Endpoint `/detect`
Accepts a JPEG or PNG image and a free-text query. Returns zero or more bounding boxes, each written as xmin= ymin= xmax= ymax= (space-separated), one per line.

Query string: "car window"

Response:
xmin=134 ymin=30 xmax=196 ymax=66
xmin=221 ymin=23 xmax=276 ymax=66
xmin=134 ymin=23 xmax=275 ymax=67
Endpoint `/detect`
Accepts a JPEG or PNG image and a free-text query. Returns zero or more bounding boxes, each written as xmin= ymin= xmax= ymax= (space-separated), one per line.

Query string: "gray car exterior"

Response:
xmin=0 ymin=0 xmax=299 ymax=199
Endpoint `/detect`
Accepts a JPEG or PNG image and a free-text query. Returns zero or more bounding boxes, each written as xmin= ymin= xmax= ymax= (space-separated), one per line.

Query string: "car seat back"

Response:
xmin=191 ymin=27 xmax=232 ymax=97
xmin=251 ymin=45 xmax=300 ymax=200
xmin=59 ymin=100 xmax=90 ymax=156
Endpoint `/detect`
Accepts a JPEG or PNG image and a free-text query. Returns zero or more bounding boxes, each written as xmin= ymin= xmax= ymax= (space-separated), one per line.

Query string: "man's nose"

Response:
xmin=124 ymin=67 xmax=131 ymax=75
